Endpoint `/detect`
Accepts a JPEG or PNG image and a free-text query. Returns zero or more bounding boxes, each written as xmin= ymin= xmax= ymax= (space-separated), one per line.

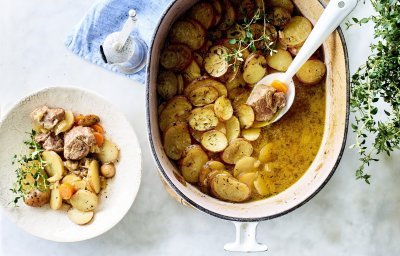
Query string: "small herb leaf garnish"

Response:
xmin=346 ymin=0 xmax=400 ymax=183
xmin=10 ymin=130 xmax=49 ymax=205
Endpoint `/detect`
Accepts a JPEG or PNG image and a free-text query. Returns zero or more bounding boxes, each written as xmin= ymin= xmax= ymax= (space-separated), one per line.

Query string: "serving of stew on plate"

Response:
xmin=157 ymin=0 xmax=327 ymax=203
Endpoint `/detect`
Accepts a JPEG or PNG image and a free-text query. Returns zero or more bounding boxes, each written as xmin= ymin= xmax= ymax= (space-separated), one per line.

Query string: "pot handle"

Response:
xmin=224 ymin=221 xmax=268 ymax=252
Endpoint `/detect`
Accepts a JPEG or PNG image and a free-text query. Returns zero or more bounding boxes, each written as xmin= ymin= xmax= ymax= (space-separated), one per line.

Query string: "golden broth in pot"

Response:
xmin=250 ymin=80 xmax=325 ymax=200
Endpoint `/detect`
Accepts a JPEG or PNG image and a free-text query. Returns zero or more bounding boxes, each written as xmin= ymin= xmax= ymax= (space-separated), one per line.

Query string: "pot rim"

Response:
xmin=145 ymin=0 xmax=350 ymax=222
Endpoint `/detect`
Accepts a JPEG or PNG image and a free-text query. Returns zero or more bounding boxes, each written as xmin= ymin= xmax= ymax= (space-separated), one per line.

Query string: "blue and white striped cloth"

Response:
xmin=65 ymin=0 xmax=173 ymax=84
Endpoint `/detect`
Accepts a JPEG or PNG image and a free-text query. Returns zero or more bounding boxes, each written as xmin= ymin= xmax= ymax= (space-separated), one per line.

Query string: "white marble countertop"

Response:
xmin=1 ymin=1 xmax=399 ymax=255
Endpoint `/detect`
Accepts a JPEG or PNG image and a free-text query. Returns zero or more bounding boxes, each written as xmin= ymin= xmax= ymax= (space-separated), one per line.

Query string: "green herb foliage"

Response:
xmin=346 ymin=0 xmax=400 ymax=183
xmin=10 ymin=130 xmax=49 ymax=205
xmin=225 ymin=0 xmax=277 ymax=69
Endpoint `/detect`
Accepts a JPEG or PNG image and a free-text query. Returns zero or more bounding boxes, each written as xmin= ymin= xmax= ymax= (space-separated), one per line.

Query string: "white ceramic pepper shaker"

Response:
xmin=101 ymin=9 xmax=148 ymax=74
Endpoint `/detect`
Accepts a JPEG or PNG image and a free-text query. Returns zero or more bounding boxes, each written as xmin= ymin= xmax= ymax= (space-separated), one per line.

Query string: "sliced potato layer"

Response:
xmin=159 ymin=96 xmax=192 ymax=132
xmin=157 ymin=70 xmax=178 ymax=100
xmin=236 ymin=104 xmax=255 ymax=129
xmin=233 ymin=156 xmax=261 ymax=177
xmin=242 ymin=128 xmax=261 ymax=141
xmin=242 ymin=53 xmax=267 ymax=84
xmin=188 ymin=85 xmax=219 ymax=107
xmin=70 ymin=189 xmax=99 ymax=212
xmin=188 ymin=108 xmax=219 ymax=131
xmin=296 ymin=59 xmax=327 ymax=85
xmin=225 ymin=116 xmax=241 ymax=142
xmin=201 ymin=130 xmax=228 ymax=152
xmin=204 ymin=46 xmax=230 ymax=78
xmin=266 ymin=49 xmax=293 ymax=72
xmin=170 ymin=19 xmax=206 ymax=50
xmin=181 ymin=145 xmax=209 ymax=183
xmin=68 ymin=208 xmax=94 ymax=225
xmin=210 ymin=174 xmax=251 ymax=202
xmin=214 ymin=96 xmax=233 ymax=121
xmin=164 ymin=122 xmax=192 ymax=160
xmin=221 ymin=138 xmax=253 ymax=164
xmin=279 ymin=16 xmax=312 ymax=47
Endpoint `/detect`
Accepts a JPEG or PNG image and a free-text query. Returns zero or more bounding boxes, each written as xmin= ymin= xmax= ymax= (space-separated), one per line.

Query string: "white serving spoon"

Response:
xmin=247 ymin=0 xmax=358 ymax=123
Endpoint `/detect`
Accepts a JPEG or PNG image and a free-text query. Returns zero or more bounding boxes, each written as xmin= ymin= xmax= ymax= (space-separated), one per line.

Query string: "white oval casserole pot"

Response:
xmin=146 ymin=0 xmax=349 ymax=252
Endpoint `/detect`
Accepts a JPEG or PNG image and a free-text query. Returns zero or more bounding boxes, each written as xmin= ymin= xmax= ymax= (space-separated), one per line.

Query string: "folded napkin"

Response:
xmin=65 ymin=0 xmax=173 ymax=84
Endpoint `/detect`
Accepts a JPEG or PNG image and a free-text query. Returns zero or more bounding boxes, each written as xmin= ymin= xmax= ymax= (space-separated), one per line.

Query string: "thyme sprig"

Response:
xmin=346 ymin=0 xmax=400 ymax=183
xmin=10 ymin=130 xmax=49 ymax=205
xmin=224 ymin=0 xmax=276 ymax=69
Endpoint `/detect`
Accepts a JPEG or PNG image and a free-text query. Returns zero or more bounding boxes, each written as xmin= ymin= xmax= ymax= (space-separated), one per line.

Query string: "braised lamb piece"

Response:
xmin=34 ymin=132 xmax=64 ymax=152
xmin=30 ymin=106 xmax=65 ymax=130
xmin=247 ymin=85 xmax=287 ymax=122
xmin=64 ymin=126 xmax=96 ymax=160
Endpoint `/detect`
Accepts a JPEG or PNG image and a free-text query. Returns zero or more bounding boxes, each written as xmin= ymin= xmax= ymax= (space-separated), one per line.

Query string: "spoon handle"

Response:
xmin=283 ymin=0 xmax=358 ymax=84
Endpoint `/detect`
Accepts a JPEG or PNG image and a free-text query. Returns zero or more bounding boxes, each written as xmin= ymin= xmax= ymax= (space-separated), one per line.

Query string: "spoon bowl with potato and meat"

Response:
xmin=247 ymin=0 xmax=358 ymax=124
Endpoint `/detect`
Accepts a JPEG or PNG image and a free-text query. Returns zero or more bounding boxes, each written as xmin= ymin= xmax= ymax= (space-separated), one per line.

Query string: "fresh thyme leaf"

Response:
xmin=10 ymin=130 xmax=49 ymax=205
xmin=347 ymin=0 xmax=400 ymax=183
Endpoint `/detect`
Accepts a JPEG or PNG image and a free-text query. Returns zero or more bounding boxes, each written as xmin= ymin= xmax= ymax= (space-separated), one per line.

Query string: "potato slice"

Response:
xmin=233 ymin=156 xmax=261 ymax=177
xmin=180 ymin=145 xmax=209 ymax=183
xmin=204 ymin=46 xmax=230 ymax=78
xmin=160 ymin=44 xmax=193 ymax=72
xmin=183 ymin=60 xmax=201 ymax=83
xmin=198 ymin=160 xmax=226 ymax=187
xmin=189 ymin=2 xmax=215 ymax=29
xmin=50 ymin=186 xmax=62 ymax=210
xmin=227 ymin=23 xmax=246 ymax=40
xmin=170 ymin=19 xmax=205 ymax=50
xmin=188 ymin=107 xmax=219 ymax=131
xmin=242 ymin=53 xmax=267 ymax=84
xmin=201 ymin=130 xmax=228 ymax=152
xmin=62 ymin=174 xmax=81 ymax=184
xmin=258 ymin=143 xmax=277 ymax=163
xmin=73 ymin=180 xmax=87 ymax=190
xmin=177 ymin=74 xmax=184 ymax=94
xmin=68 ymin=208 xmax=94 ymax=225
xmin=221 ymin=138 xmax=253 ymax=164
xmin=225 ymin=116 xmax=241 ymax=142
xmin=42 ymin=151 xmax=65 ymax=183
xmin=217 ymin=0 xmax=236 ymax=30
xmin=70 ymin=189 xmax=99 ymax=212
xmin=211 ymin=0 xmax=222 ymax=26
xmin=88 ymin=160 xmax=101 ymax=194
xmin=226 ymin=71 xmax=246 ymax=91
xmin=266 ymin=49 xmax=293 ymax=72
xmin=252 ymin=120 xmax=271 ymax=128
xmin=157 ymin=70 xmax=178 ymax=100
xmin=159 ymin=96 xmax=192 ymax=132
xmin=232 ymin=91 xmax=251 ymax=110
xmin=253 ymin=171 xmax=276 ymax=196
xmin=215 ymin=121 xmax=227 ymax=134
xmin=242 ymin=128 xmax=261 ymax=141
xmin=190 ymin=127 xmax=204 ymax=143
xmin=236 ymin=104 xmax=255 ymax=129
xmin=237 ymin=172 xmax=258 ymax=193
xmin=188 ymin=85 xmax=219 ymax=107
xmin=296 ymin=59 xmax=327 ymax=85
xmin=266 ymin=0 xmax=294 ymax=13
xmin=279 ymin=16 xmax=312 ymax=47
xmin=249 ymin=23 xmax=278 ymax=49
xmin=268 ymin=7 xmax=292 ymax=27
xmin=54 ymin=110 xmax=74 ymax=135
xmin=214 ymin=96 xmax=233 ymax=121
xmin=184 ymin=76 xmax=227 ymax=97
xmin=164 ymin=122 xmax=192 ymax=160
xmin=210 ymin=174 xmax=251 ymax=202
xmin=97 ymin=139 xmax=119 ymax=163
xmin=206 ymin=170 xmax=232 ymax=187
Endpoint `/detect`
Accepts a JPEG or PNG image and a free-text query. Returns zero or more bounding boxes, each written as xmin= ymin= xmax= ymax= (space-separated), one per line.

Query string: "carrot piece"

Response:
xmin=91 ymin=124 xmax=104 ymax=134
xmin=270 ymin=80 xmax=288 ymax=93
xmin=93 ymin=132 xmax=105 ymax=146
xmin=59 ymin=183 xmax=76 ymax=200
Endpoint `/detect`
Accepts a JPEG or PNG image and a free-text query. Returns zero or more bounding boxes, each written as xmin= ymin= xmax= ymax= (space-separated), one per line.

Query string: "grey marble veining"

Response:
xmin=1 ymin=0 xmax=399 ymax=255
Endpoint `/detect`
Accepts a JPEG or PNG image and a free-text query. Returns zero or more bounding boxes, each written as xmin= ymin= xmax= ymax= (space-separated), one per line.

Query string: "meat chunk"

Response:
xmin=31 ymin=106 xmax=65 ymax=130
xmin=247 ymin=85 xmax=287 ymax=122
xmin=35 ymin=132 xmax=64 ymax=152
xmin=64 ymin=126 xmax=96 ymax=160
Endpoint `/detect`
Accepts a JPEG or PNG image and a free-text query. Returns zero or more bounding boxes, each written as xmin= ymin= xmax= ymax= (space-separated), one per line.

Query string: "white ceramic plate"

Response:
xmin=0 ymin=86 xmax=142 ymax=242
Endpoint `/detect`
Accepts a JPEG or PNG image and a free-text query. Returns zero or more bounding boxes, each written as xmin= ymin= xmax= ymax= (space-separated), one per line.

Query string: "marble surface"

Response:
xmin=0 ymin=0 xmax=399 ymax=255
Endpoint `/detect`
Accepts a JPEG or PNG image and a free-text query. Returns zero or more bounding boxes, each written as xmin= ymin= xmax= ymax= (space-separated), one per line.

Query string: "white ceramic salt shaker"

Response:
xmin=101 ymin=9 xmax=148 ymax=74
